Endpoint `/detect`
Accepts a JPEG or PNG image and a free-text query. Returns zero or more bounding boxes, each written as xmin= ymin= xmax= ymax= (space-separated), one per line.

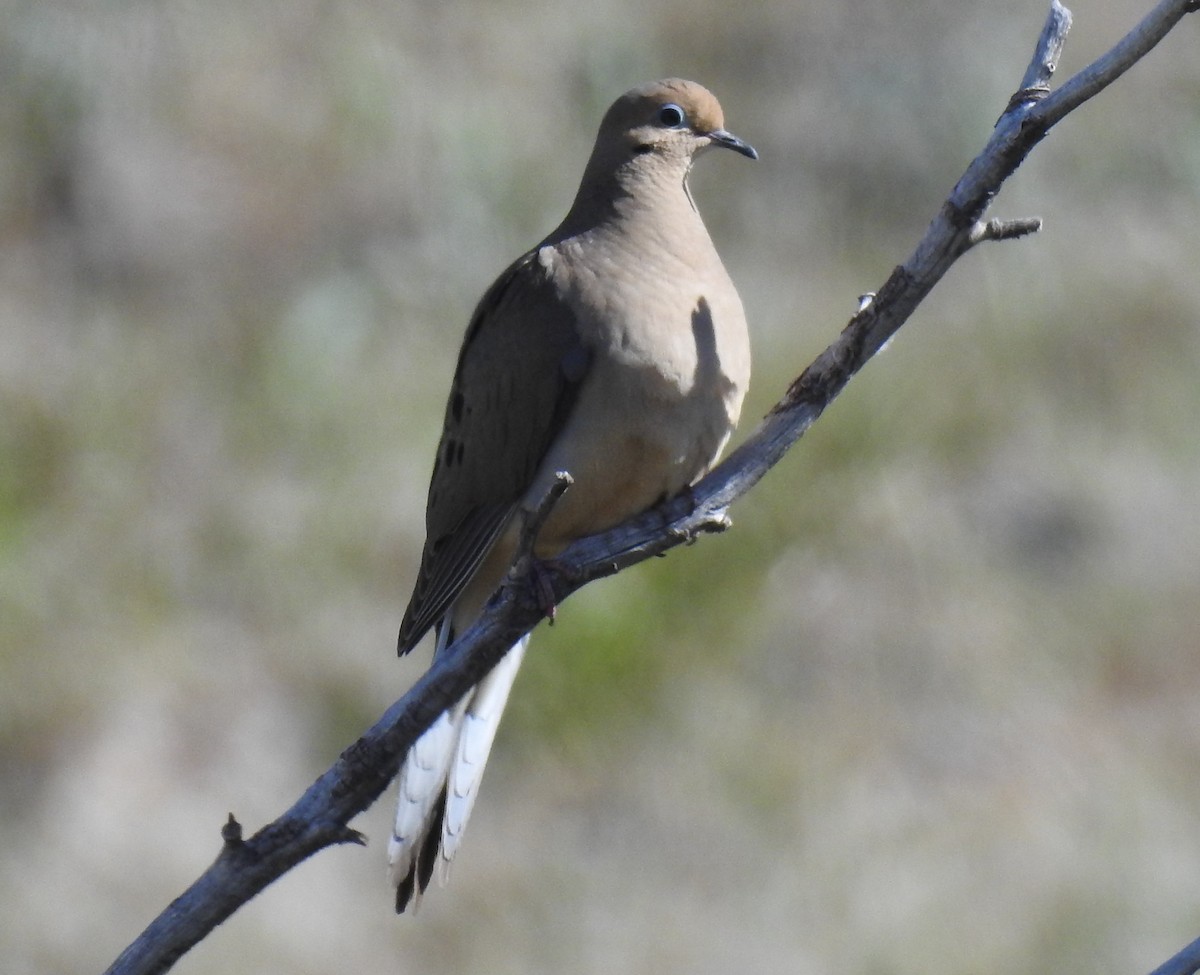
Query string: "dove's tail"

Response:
xmin=388 ymin=632 xmax=529 ymax=913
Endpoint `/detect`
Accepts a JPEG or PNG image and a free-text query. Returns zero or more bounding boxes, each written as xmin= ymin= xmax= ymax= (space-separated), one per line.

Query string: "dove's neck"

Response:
xmin=551 ymin=159 xmax=707 ymax=252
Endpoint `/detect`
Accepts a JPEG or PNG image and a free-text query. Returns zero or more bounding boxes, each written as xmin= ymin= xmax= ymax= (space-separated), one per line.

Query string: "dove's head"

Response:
xmin=556 ymin=79 xmax=755 ymax=236
xmin=582 ymin=79 xmax=756 ymax=186
xmin=609 ymin=79 xmax=756 ymax=160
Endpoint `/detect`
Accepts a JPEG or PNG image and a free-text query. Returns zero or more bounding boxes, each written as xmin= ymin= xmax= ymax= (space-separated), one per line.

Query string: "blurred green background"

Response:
xmin=3 ymin=1 xmax=1199 ymax=972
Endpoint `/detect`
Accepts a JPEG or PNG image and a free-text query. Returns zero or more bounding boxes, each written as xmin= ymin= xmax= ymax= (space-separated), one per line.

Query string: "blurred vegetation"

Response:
xmin=2 ymin=1 xmax=1199 ymax=973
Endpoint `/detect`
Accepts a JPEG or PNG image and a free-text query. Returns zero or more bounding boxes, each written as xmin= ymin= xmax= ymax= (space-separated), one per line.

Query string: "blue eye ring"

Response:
xmin=658 ymin=103 xmax=686 ymax=128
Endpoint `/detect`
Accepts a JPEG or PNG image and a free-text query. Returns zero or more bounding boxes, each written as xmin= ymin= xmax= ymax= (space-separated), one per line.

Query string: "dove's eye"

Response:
xmin=658 ymin=103 xmax=686 ymax=128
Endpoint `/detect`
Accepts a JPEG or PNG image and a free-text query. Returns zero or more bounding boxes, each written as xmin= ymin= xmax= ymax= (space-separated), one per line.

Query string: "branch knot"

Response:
xmin=1007 ymin=84 xmax=1052 ymax=113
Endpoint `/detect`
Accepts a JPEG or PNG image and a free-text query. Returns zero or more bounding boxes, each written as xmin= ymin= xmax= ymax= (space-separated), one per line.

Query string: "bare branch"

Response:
xmin=103 ymin=2 xmax=1200 ymax=973
xmin=1018 ymin=0 xmax=1072 ymax=93
xmin=1035 ymin=0 xmax=1197 ymax=126
xmin=1148 ymin=934 xmax=1200 ymax=975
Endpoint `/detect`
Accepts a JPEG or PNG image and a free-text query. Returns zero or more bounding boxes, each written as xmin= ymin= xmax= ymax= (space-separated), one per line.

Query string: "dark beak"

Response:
xmin=707 ymin=128 xmax=758 ymax=160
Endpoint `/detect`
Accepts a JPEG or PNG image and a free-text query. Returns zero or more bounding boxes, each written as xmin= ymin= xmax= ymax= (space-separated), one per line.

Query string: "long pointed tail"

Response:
xmin=388 ymin=634 xmax=529 ymax=912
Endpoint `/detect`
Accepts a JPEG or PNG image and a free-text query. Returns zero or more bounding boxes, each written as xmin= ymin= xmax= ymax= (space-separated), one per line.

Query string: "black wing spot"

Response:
xmin=451 ymin=390 xmax=465 ymax=423
xmin=561 ymin=344 xmax=591 ymax=384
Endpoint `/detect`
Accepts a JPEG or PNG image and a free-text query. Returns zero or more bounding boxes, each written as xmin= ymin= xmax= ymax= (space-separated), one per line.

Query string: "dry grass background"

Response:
xmin=2 ymin=1 xmax=1199 ymax=972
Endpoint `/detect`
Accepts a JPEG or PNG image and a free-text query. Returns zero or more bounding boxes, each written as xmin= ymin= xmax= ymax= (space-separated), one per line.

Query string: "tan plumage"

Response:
xmin=388 ymin=78 xmax=756 ymax=911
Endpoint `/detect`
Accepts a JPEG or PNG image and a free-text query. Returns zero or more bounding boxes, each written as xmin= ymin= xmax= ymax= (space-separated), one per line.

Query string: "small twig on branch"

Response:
xmin=1019 ymin=0 xmax=1072 ymax=91
xmin=514 ymin=471 xmax=574 ymax=569
xmin=970 ymin=217 xmax=1043 ymax=245
xmin=103 ymin=2 xmax=1200 ymax=973
xmin=510 ymin=471 xmax=575 ymax=622
xmin=219 ymin=814 xmax=243 ymax=847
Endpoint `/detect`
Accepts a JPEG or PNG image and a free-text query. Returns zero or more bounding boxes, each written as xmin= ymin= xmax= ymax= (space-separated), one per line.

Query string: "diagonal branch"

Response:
xmin=103 ymin=2 xmax=1199 ymax=973
xmin=1033 ymin=0 xmax=1197 ymax=126
xmin=1149 ymin=932 xmax=1200 ymax=975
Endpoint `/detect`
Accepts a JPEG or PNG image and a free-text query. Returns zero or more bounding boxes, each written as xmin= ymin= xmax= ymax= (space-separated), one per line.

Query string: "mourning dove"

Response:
xmin=388 ymin=78 xmax=756 ymax=912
